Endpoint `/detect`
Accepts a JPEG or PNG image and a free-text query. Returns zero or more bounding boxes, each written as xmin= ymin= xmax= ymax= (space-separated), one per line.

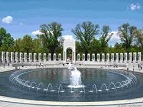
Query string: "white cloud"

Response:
xmin=110 ymin=31 xmax=120 ymax=40
xmin=109 ymin=31 xmax=120 ymax=45
xmin=59 ymin=35 xmax=75 ymax=44
xmin=62 ymin=35 xmax=74 ymax=40
xmin=32 ymin=30 xmax=55 ymax=36
xmin=2 ymin=16 xmax=13 ymax=24
xmin=31 ymin=30 xmax=43 ymax=35
xmin=130 ymin=3 xmax=141 ymax=10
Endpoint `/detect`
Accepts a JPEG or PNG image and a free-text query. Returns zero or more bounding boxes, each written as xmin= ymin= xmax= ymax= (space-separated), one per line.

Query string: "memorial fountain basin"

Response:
xmin=6 ymin=67 xmax=143 ymax=102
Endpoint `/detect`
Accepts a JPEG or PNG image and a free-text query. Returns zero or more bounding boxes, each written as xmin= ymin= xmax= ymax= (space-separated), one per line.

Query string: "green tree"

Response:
xmin=21 ymin=35 xmax=33 ymax=53
xmin=99 ymin=25 xmax=113 ymax=53
xmin=40 ymin=22 xmax=63 ymax=60
xmin=32 ymin=38 xmax=43 ymax=53
xmin=118 ymin=23 xmax=137 ymax=53
xmin=14 ymin=38 xmax=23 ymax=52
xmin=72 ymin=21 xmax=99 ymax=60
xmin=90 ymin=38 xmax=100 ymax=53
xmin=134 ymin=29 xmax=143 ymax=58
xmin=0 ymin=27 xmax=6 ymax=47
xmin=75 ymin=41 xmax=82 ymax=54
xmin=0 ymin=27 xmax=14 ymax=51
xmin=113 ymin=43 xmax=125 ymax=53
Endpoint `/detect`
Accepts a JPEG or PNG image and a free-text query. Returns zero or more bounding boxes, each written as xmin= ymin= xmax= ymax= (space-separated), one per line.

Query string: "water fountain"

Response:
xmin=68 ymin=67 xmax=84 ymax=88
xmin=8 ymin=64 xmax=140 ymax=102
xmin=0 ymin=53 xmax=140 ymax=102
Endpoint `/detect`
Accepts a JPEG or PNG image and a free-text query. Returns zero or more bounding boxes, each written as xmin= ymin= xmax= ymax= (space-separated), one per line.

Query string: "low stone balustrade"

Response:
xmin=0 ymin=51 xmax=142 ymax=66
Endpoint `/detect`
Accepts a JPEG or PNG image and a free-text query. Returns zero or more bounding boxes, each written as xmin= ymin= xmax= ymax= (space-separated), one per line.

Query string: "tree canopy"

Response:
xmin=72 ymin=21 xmax=99 ymax=60
xmin=0 ymin=22 xmax=142 ymax=59
xmin=99 ymin=25 xmax=113 ymax=53
xmin=134 ymin=29 xmax=143 ymax=54
xmin=39 ymin=22 xmax=63 ymax=59
xmin=118 ymin=23 xmax=137 ymax=53
xmin=0 ymin=27 xmax=14 ymax=51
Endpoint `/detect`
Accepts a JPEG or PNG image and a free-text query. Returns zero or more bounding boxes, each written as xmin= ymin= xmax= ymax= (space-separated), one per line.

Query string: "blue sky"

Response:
xmin=0 ymin=0 xmax=143 ymax=45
